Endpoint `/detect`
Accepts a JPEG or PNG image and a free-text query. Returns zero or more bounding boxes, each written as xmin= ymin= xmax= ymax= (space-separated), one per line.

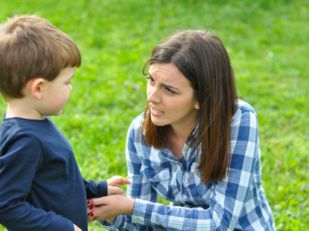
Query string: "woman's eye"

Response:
xmin=147 ymin=75 xmax=153 ymax=81
xmin=147 ymin=76 xmax=155 ymax=85
xmin=164 ymin=87 xmax=175 ymax=94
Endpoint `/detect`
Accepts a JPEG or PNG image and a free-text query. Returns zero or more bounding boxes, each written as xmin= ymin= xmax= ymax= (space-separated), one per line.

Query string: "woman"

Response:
xmin=92 ymin=30 xmax=275 ymax=230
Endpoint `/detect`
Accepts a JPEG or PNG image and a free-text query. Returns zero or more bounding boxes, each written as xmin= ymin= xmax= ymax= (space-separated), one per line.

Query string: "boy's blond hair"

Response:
xmin=0 ymin=15 xmax=81 ymax=98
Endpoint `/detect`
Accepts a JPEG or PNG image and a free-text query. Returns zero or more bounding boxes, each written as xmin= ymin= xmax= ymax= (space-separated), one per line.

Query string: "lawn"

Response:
xmin=0 ymin=0 xmax=308 ymax=230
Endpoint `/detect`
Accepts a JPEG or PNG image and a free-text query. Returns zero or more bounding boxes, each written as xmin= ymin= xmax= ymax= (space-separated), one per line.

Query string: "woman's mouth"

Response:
xmin=150 ymin=107 xmax=163 ymax=117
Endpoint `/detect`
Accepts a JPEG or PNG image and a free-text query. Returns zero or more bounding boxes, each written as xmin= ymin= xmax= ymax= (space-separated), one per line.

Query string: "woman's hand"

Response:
xmin=92 ymin=194 xmax=134 ymax=221
xmin=87 ymin=199 xmax=95 ymax=222
xmin=106 ymin=176 xmax=130 ymax=195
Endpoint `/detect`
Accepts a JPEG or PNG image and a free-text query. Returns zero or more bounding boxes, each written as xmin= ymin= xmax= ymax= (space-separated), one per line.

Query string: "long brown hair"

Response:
xmin=143 ymin=30 xmax=238 ymax=182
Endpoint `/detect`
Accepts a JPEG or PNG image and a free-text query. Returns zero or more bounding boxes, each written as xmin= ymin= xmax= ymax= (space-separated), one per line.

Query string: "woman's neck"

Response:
xmin=171 ymin=120 xmax=197 ymax=141
xmin=167 ymin=122 xmax=197 ymax=159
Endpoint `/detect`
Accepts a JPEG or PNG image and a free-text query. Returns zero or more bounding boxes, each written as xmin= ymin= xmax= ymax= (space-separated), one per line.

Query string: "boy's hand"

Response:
xmin=106 ymin=176 xmax=130 ymax=195
xmin=107 ymin=176 xmax=130 ymax=186
xmin=73 ymin=224 xmax=82 ymax=231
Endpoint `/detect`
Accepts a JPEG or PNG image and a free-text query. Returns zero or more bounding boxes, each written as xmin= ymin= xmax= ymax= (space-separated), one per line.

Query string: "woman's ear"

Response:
xmin=26 ymin=78 xmax=46 ymax=99
xmin=194 ymin=102 xmax=200 ymax=110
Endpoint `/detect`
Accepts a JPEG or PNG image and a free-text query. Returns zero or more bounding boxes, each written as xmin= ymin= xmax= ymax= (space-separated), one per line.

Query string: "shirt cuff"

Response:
xmin=131 ymin=198 xmax=153 ymax=226
xmin=97 ymin=180 xmax=108 ymax=196
xmin=100 ymin=215 xmax=124 ymax=230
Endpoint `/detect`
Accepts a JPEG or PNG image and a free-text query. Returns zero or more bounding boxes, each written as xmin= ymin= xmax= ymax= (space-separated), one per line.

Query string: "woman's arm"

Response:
xmin=95 ymin=110 xmax=259 ymax=230
xmin=95 ymin=110 xmax=260 ymax=230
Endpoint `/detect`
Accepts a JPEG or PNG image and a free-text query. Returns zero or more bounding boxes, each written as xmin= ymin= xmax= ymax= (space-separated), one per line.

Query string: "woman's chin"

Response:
xmin=151 ymin=117 xmax=167 ymax=127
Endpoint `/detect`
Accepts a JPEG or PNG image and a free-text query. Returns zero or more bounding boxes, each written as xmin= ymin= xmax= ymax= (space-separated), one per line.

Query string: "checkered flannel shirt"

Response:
xmin=103 ymin=100 xmax=275 ymax=231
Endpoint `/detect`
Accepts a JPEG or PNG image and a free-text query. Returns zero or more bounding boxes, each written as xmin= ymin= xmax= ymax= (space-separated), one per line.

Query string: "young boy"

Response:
xmin=0 ymin=15 xmax=128 ymax=231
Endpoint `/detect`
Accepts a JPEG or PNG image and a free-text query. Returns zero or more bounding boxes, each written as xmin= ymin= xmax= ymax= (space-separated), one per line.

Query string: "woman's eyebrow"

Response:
xmin=162 ymin=83 xmax=179 ymax=91
xmin=148 ymin=72 xmax=180 ymax=91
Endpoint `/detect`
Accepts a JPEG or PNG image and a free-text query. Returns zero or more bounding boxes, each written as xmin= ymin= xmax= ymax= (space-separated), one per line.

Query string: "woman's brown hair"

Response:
xmin=143 ymin=30 xmax=238 ymax=182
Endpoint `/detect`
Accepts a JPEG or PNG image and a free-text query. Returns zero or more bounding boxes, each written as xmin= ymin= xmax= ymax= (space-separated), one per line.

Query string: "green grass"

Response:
xmin=0 ymin=0 xmax=308 ymax=230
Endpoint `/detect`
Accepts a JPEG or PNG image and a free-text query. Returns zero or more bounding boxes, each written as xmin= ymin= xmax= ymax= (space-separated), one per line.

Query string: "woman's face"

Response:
xmin=147 ymin=63 xmax=199 ymax=130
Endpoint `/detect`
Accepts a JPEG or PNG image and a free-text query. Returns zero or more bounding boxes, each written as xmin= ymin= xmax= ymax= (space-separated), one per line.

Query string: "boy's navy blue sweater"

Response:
xmin=0 ymin=117 xmax=107 ymax=231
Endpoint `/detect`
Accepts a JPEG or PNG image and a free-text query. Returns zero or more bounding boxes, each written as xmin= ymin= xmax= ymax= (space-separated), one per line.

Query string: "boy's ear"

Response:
xmin=26 ymin=78 xmax=46 ymax=99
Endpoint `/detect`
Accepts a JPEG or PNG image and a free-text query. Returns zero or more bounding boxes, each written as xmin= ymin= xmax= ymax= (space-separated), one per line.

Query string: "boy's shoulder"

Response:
xmin=0 ymin=117 xmax=55 ymax=141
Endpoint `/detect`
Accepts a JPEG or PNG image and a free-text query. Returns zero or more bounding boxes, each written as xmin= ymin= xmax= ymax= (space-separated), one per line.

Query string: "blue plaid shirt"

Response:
xmin=104 ymin=100 xmax=275 ymax=230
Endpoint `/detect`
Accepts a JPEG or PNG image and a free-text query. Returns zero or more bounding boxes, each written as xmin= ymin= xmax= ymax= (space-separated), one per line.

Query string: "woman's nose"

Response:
xmin=147 ymin=86 xmax=160 ymax=104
